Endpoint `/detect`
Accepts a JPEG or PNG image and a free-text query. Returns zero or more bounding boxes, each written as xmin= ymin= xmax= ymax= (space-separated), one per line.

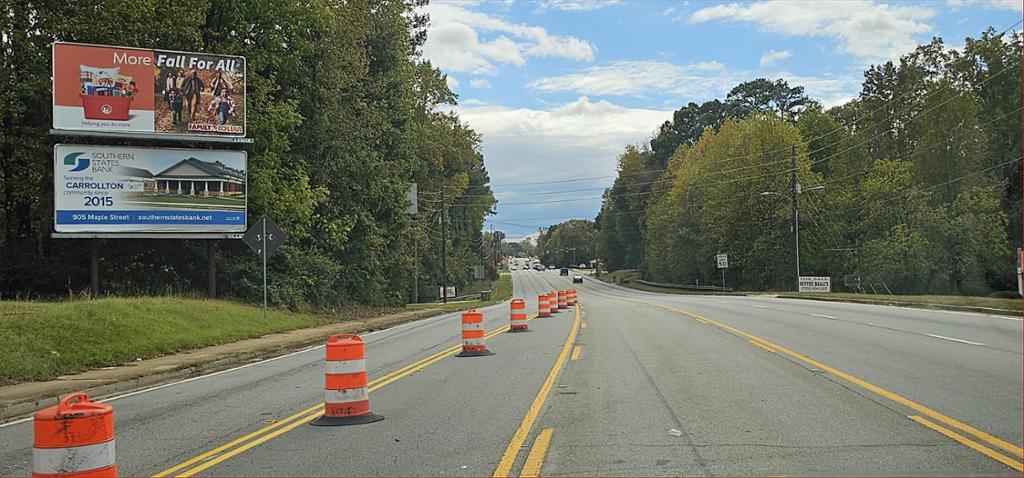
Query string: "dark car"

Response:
xmin=560 ymin=267 xmax=569 ymax=276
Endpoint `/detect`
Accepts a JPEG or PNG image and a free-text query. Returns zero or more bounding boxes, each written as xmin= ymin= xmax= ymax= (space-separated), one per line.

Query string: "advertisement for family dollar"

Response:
xmin=52 ymin=42 xmax=246 ymax=138
xmin=54 ymin=144 xmax=247 ymax=234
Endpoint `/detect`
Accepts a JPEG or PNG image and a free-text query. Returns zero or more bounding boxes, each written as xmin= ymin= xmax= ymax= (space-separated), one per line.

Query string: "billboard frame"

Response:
xmin=51 ymin=41 xmax=248 ymax=141
xmin=52 ymin=143 xmax=248 ymax=237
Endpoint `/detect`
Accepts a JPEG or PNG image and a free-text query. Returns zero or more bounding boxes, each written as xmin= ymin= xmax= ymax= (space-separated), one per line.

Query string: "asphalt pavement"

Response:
xmin=1 ymin=270 xmax=1020 ymax=476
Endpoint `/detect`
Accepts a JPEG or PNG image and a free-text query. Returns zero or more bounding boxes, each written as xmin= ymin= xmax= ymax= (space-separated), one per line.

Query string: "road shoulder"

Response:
xmin=0 ymin=305 xmax=490 ymax=422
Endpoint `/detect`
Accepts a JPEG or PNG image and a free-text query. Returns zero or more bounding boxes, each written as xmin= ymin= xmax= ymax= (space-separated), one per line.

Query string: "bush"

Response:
xmin=987 ymin=290 xmax=1021 ymax=299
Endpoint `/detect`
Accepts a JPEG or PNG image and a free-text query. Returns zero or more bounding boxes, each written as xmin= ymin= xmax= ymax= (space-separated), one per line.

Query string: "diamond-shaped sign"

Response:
xmin=243 ymin=215 xmax=288 ymax=258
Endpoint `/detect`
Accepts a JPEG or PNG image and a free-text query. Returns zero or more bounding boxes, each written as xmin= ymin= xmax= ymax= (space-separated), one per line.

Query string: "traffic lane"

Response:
xmin=0 ymin=286 xmax=533 ymax=476
xmin=201 ymin=301 xmax=575 ymax=476
xmin=699 ymin=295 xmax=1022 ymax=352
xmin=615 ymin=291 xmax=1024 ymax=450
xmin=569 ymin=278 xmax=1023 ymax=446
xmin=536 ymin=293 xmax=1013 ymax=476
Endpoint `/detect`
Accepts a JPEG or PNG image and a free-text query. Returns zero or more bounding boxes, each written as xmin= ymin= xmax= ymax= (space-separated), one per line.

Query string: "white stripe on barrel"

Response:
xmin=325 ymin=387 xmax=369 ymax=404
xmin=33 ymin=439 xmax=115 ymax=475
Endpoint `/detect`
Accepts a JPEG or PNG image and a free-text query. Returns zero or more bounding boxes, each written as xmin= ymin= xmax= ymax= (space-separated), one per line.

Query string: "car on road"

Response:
xmin=533 ymin=263 xmax=545 ymax=271
xmin=572 ymin=273 xmax=583 ymax=283
xmin=560 ymin=267 xmax=569 ymax=276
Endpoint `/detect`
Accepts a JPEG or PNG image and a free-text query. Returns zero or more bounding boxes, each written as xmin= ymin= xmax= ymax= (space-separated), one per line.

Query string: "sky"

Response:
xmin=418 ymin=0 xmax=1023 ymax=240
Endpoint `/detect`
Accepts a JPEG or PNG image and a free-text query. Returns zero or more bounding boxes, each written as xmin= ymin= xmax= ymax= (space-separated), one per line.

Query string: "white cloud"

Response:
xmin=470 ymin=78 xmax=492 ymax=89
xmin=528 ymin=60 xmax=734 ymax=98
xmin=422 ymin=3 xmax=596 ymax=75
xmin=690 ymin=1 xmax=936 ymax=63
xmin=457 ymin=96 xmax=671 ymax=192
xmin=528 ymin=60 xmax=860 ymax=109
xmin=759 ymin=49 xmax=792 ymax=67
xmin=538 ymin=0 xmax=621 ymax=11
xmin=948 ymin=0 xmax=1023 ymax=11
xmin=446 ymin=75 xmax=459 ymax=89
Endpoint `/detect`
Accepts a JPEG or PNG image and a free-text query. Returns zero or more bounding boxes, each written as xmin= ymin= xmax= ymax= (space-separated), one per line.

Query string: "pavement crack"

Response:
xmin=613 ymin=317 xmax=712 ymax=475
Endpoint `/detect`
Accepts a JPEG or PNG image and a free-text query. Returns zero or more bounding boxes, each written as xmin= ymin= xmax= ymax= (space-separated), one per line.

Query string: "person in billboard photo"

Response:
xmin=211 ymin=68 xmax=232 ymax=97
xmin=152 ymin=57 xmax=244 ymax=134
xmin=180 ymin=69 xmax=205 ymax=119
xmin=207 ymin=90 xmax=236 ymax=125
xmin=168 ymin=89 xmax=183 ymax=125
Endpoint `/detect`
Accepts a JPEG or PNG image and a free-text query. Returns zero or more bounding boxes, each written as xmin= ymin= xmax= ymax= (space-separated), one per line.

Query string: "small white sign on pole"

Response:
xmin=799 ymin=276 xmax=831 ymax=292
xmin=438 ymin=286 xmax=456 ymax=299
xmin=716 ymin=253 xmax=728 ymax=269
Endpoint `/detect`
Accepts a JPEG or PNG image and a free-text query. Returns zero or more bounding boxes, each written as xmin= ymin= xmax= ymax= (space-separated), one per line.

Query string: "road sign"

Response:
xmin=473 ymin=265 xmax=485 ymax=280
xmin=844 ymin=274 xmax=861 ymax=288
xmin=243 ymin=215 xmax=287 ymax=258
xmin=243 ymin=216 xmax=288 ymax=321
xmin=799 ymin=276 xmax=831 ymax=292
xmin=405 ymin=183 xmax=418 ymax=215
xmin=716 ymin=253 xmax=728 ymax=269
xmin=438 ymin=286 xmax=456 ymax=299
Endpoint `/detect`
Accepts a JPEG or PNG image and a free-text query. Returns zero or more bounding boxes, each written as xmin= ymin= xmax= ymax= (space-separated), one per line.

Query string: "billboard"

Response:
xmin=799 ymin=276 xmax=832 ymax=292
xmin=54 ymin=144 xmax=247 ymax=233
xmin=52 ymin=42 xmax=245 ymax=138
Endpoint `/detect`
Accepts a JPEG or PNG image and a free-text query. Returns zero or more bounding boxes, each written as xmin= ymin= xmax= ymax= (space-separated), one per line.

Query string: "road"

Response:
xmin=1 ymin=270 xmax=1021 ymax=476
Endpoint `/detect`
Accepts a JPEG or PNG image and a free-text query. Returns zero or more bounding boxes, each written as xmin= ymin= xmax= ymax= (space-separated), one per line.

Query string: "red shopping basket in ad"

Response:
xmin=80 ymin=94 xmax=132 ymax=121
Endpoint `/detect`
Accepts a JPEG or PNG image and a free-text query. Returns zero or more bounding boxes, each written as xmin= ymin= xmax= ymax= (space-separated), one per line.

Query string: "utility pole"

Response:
xmin=441 ymin=188 xmax=448 ymax=304
xmin=790 ymin=145 xmax=800 ymax=292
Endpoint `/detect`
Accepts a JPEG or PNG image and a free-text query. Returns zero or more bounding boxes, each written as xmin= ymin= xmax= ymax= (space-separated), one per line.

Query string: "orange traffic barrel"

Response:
xmin=538 ymin=294 xmax=551 ymax=317
xmin=548 ymin=292 xmax=559 ymax=313
xmin=568 ymin=289 xmax=577 ymax=306
xmin=33 ymin=393 xmax=116 ymax=478
xmin=557 ymin=290 xmax=568 ymax=309
xmin=311 ymin=334 xmax=384 ymax=426
xmin=510 ymin=299 xmax=529 ymax=332
xmin=456 ymin=310 xmax=494 ymax=356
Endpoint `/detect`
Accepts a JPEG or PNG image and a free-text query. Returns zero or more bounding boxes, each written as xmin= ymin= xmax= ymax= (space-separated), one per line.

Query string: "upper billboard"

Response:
xmin=52 ymin=42 xmax=246 ymax=139
xmin=54 ymin=144 xmax=247 ymax=234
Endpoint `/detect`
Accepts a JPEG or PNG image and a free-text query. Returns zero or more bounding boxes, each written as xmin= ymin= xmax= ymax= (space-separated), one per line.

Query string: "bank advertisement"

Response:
xmin=52 ymin=42 xmax=245 ymax=138
xmin=54 ymin=145 xmax=247 ymax=233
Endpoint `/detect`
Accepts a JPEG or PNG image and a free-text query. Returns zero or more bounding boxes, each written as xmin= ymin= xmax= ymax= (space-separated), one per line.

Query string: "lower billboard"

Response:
xmin=54 ymin=144 xmax=246 ymax=234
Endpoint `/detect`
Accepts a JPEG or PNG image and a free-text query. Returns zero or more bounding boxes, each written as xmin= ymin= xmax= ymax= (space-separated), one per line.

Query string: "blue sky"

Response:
xmin=419 ymin=0 xmax=1022 ymax=240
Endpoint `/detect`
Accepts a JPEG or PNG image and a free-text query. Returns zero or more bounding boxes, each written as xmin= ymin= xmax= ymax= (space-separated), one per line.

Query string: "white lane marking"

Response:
xmin=752 ymin=305 xmax=769 ymax=309
xmin=0 ymin=303 xmax=510 ymax=428
xmin=811 ymin=313 xmax=838 ymax=319
xmin=716 ymin=300 xmax=727 ymax=304
xmin=925 ymin=333 xmax=985 ymax=346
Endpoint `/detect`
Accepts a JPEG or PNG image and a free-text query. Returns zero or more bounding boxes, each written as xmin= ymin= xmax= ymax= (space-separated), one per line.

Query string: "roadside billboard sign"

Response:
xmin=439 ymin=286 xmax=457 ymax=299
xmin=799 ymin=276 xmax=831 ymax=292
xmin=53 ymin=144 xmax=247 ymax=234
xmin=52 ymin=42 xmax=246 ymax=139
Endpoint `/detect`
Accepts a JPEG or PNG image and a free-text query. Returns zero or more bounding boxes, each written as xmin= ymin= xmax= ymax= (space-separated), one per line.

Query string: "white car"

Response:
xmin=572 ymin=274 xmax=583 ymax=284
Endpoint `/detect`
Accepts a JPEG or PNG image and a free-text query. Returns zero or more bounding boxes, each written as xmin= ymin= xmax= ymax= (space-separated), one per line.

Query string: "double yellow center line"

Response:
xmin=154 ymin=315 xmax=534 ymax=478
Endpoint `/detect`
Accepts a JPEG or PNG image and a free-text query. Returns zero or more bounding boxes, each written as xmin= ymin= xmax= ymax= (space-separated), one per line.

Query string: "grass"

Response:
xmin=0 ymin=296 xmax=424 ymax=386
xmin=593 ymin=269 xmax=743 ymax=296
xmin=0 ymin=297 xmax=322 ymax=385
xmin=780 ymin=292 xmax=1021 ymax=311
xmin=595 ymin=269 xmax=1021 ymax=311
xmin=404 ymin=273 xmax=514 ymax=312
xmin=0 ymin=273 xmax=510 ymax=386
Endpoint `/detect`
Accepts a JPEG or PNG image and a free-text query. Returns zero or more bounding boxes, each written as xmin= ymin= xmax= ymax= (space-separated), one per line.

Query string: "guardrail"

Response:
xmin=636 ymin=279 xmax=732 ymax=292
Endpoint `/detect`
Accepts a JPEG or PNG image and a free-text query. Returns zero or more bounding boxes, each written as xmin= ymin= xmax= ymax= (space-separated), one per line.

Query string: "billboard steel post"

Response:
xmin=262 ymin=217 xmax=267 ymax=322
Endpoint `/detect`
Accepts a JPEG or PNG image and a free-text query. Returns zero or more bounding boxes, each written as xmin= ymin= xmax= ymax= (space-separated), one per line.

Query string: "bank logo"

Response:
xmin=64 ymin=152 xmax=89 ymax=172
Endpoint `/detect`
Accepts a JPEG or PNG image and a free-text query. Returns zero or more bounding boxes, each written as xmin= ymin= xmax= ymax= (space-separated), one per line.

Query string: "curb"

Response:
xmin=0 ymin=302 xmax=507 ymax=424
xmin=775 ymin=294 xmax=1020 ymax=317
